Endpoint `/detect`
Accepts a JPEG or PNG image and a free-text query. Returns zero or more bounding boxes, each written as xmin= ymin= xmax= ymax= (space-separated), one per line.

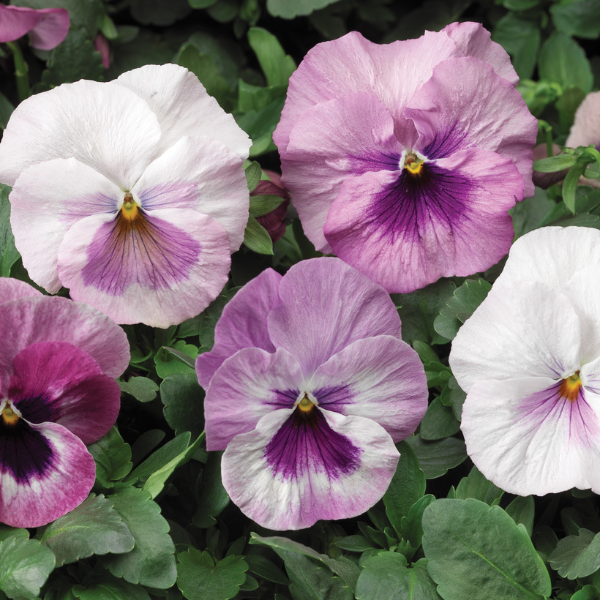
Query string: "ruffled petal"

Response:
xmin=0 ymin=278 xmax=41 ymax=305
xmin=0 ymin=296 xmax=129 ymax=391
xmin=405 ymin=57 xmax=537 ymax=197
xmin=0 ymin=80 xmax=161 ymax=188
xmin=566 ymin=90 xmax=600 ymax=149
xmin=222 ymin=408 xmax=399 ymax=530
xmin=27 ymin=8 xmax=70 ymax=50
xmin=132 ymin=135 xmax=249 ymax=252
xmin=204 ymin=347 xmax=304 ymax=451
xmin=462 ymin=377 xmax=600 ymax=496
xmin=307 ymin=335 xmax=427 ymax=442
xmin=0 ymin=5 xmax=41 ymax=42
xmin=449 ymin=282 xmax=582 ymax=393
xmin=10 ymin=158 xmax=122 ymax=293
xmin=281 ymin=91 xmax=402 ymax=252
xmin=115 ymin=64 xmax=251 ymax=160
xmin=324 ymin=147 xmax=520 ymax=293
xmin=57 ymin=208 xmax=231 ymax=327
xmin=0 ymin=420 xmax=95 ymax=528
xmin=196 ymin=268 xmax=282 ymax=389
xmin=267 ymin=258 xmax=402 ymax=377
xmin=9 ymin=342 xmax=120 ymax=444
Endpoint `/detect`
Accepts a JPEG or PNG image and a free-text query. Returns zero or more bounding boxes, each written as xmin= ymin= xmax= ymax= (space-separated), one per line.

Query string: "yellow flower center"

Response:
xmin=121 ymin=192 xmax=139 ymax=222
xmin=404 ymin=153 xmax=424 ymax=176
xmin=558 ymin=372 xmax=582 ymax=403
xmin=297 ymin=393 xmax=315 ymax=414
xmin=2 ymin=405 xmax=19 ymax=426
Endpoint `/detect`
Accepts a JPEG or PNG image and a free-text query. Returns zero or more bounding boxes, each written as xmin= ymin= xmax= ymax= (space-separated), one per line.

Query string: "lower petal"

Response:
xmin=222 ymin=408 xmax=399 ymax=530
xmin=0 ymin=420 xmax=95 ymax=528
xmin=0 ymin=278 xmax=42 ymax=305
xmin=57 ymin=208 xmax=231 ymax=327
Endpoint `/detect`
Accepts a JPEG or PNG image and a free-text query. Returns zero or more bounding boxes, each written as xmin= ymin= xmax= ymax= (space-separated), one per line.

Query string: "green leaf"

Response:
xmin=335 ymin=536 xmax=376 ymax=553
xmin=0 ymin=526 xmax=28 ymax=543
xmin=551 ymin=0 xmax=600 ymax=39
xmin=539 ymin=32 xmax=593 ymax=94
xmin=503 ymin=0 xmax=539 ymax=8
xmin=189 ymin=0 xmax=218 ymax=7
xmin=533 ymin=154 xmax=577 ymax=173
xmin=510 ymin=187 xmax=557 ymax=240
xmin=420 ymin=397 xmax=461 ymax=440
xmin=355 ymin=553 xmax=440 ymax=600
xmin=556 ymin=86 xmax=586 ymax=132
xmin=549 ymin=528 xmax=600 ymax=579
xmin=101 ymin=487 xmax=177 ymax=589
xmin=455 ymin=467 xmax=504 ymax=506
xmin=238 ymin=80 xmax=287 ymax=112
xmin=572 ymin=585 xmax=600 ymax=600
xmin=247 ymin=27 xmax=296 ymax=87
xmin=401 ymin=495 xmax=436 ymax=549
xmin=563 ymin=154 xmax=596 ymax=213
xmin=161 ymin=373 xmax=205 ymax=438
xmin=206 ymin=0 xmax=240 ymax=23
xmin=177 ymin=550 xmax=248 ymax=600
xmin=266 ymin=0 xmax=342 ymax=18
xmin=130 ymin=0 xmax=192 ymax=25
xmin=249 ymin=194 xmax=286 ymax=218
xmin=154 ymin=341 xmax=198 ymax=378
xmin=517 ymin=80 xmax=562 ymax=116
xmin=194 ymin=451 xmax=230 ymax=528
xmin=434 ymin=278 xmax=492 ymax=341
xmin=199 ymin=287 xmax=239 ymax=352
xmin=39 ymin=494 xmax=135 ymax=566
xmin=244 ymin=554 xmax=290 ymax=585
xmin=492 ymin=14 xmax=540 ymax=80
xmin=0 ymin=537 xmax=55 ymax=600
xmin=119 ymin=377 xmax=159 ymax=403
xmin=383 ymin=441 xmax=426 ymax=537
xmin=422 ymin=499 xmax=552 ymax=600
xmin=244 ymin=161 xmax=262 ymax=192
xmin=0 ymin=92 xmax=14 ymax=129
xmin=72 ymin=572 xmax=151 ymax=599
xmin=0 ymin=184 xmax=19 ymax=277
xmin=506 ymin=496 xmax=535 ymax=538
xmin=243 ymin=216 xmax=274 ymax=254
xmin=406 ymin=435 xmax=467 ymax=479
xmin=88 ymin=427 xmax=133 ymax=489
xmin=237 ymin=97 xmax=285 ymax=157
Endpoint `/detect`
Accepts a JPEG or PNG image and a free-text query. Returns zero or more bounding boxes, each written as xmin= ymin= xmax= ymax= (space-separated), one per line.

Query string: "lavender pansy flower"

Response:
xmin=450 ymin=227 xmax=600 ymax=495
xmin=0 ymin=5 xmax=69 ymax=50
xmin=197 ymin=258 xmax=428 ymax=530
xmin=0 ymin=64 xmax=252 ymax=327
xmin=0 ymin=278 xmax=129 ymax=528
xmin=274 ymin=22 xmax=537 ymax=293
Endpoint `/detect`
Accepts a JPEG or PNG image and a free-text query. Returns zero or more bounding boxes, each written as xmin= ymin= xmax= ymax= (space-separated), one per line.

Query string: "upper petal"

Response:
xmin=0 ymin=80 xmax=161 ymax=189
xmin=267 ymin=257 xmax=402 ymax=377
xmin=0 ymin=5 xmax=41 ymax=42
xmin=115 ymin=64 xmax=251 ymax=160
xmin=566 ymin=90 xmax=600 ymax=149
xmin=0 ymin=278 xmax=42 ymax=305
xmin=27 ymin=7 xmax=70 ymax=50
xmin=196 ymin=268 xmax=282 ymax=389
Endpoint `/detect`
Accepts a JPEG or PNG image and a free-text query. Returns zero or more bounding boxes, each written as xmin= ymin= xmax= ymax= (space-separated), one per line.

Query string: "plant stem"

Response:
xmin=6 ymin=41 xmax=30 ymax=101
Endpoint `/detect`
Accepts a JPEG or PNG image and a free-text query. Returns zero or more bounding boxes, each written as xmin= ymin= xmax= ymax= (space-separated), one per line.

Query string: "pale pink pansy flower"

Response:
xmin=197 ymin=258 xmax=428 ymax=530
xmin=450 ymin=227 xmax=600 ymax=495
xmin=0 ymin=4 xmax=69 ymax=50
xmin=274 ymin=22 xmax=537 ymax=294
xmin=0 ymin=64 xmax=252 ymax=327
xmin=0 ymin=278 xmax=129 ymax=528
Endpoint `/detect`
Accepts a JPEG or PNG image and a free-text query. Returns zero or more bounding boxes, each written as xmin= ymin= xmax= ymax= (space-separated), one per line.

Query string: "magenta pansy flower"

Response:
xmin=0 ymin=278 xmax=129 ymax=528
xmin=274 ymin=22 xmax=537 ymax=293
xmin=0 ymin=4 xmax=69 ymax=50
xmin=0 ymin=64 xmax=252 ymax=327
xmin=197 ymin=258 xmax=428 ymax=530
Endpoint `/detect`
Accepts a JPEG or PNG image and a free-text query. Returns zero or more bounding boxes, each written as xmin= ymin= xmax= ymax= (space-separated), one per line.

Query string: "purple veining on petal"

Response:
xmin=264 ymin=407 xmax=361 ymax=480
xmin=421 ymin=125 xmax=469 ymax=160
xmin=58 ymin=193 xmax=119 ymax=224
xmin=265 ymin=388 xmax=299 ymax=409
xmin=0 ymin=418 xmax=54 ymax=482
xmin=348 ymin=150 xmax=400 ymax=174
xmin=520 ymin=382 xmax=600 ymax=448
xmin=82 ymin=209 xmax=201 ymax=296
xmin=138 ymin=182 xmax=198 ymax=211
xmin=313 ymin=385 xmax=353 ymax=414
xmin=366 ymin=162 xmax=472 ymax=243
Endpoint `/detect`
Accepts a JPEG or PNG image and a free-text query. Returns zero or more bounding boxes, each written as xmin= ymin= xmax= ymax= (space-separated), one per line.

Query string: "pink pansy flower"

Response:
xmin=0 ymin=64 xmax=252 ymax=327
xmin=566 ymin=91 xmax=600 ymax=188
xmin=0 ymin=5 xmax=69 ymax=50
xmin=0 ymin=278 xmax=129 ymax=528
xmin=197 ymin=258 xmax=428 ymax=530
xmin=274 ymin=22 xmax=537 ymax=293
xmin=252 ymin=170 xmax=290 ymax=242
xmin=450 ymin=227 xmax=600 ymax=495
xmin=94 ymin=33 xmax=110 ymax=69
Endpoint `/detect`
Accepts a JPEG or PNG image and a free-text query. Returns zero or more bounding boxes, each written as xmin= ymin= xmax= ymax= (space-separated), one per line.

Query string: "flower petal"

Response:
xmin=566 ymin=90 xmax=600 ymax=149
xmin=324 ymin=147 xmax=520 ymax=293
xmin=132 ymin=135 xmax=249 ymax=252
xmin=462 ymin=377 xmax=600 ymax=495
xmin=9 ymin=342 xmax=120 ymax=444
xmin=0 ymin=5 xmax=41 ymax=42
xmin=0 ymin=80 xmax=161 ymax=188
xmin=449 ymin=282 xmax=582 ymax=393
xmin=115 ymin=64 xmax=251 ymax=160
xmin=0 ymin=278 xmax=42 ymax=305
xmin=10 ymin=157 xmax=122 ymax=293
xmin=57 ymin=208 xmax=231 ymax=327
xmin=0 ymin=420 xmax=95 ymax=528
xmin=205 ymin=347 xmax=304 ymax=451
xmin=405 ymin=57 xmax=537 ymax=196
xmin=308 ymin=335 xmax=428 ymax=442
xmin=27 ymin=8 xmax=70 ymax=50
xmin=0 ymin=296 xmax=129 ymax=391
xmin=222 ymin=408 xmax=399 ymax=530
xmin=196 ymin=268 xmax=282 ymax=389
xmin=267 ymin=258 xmax=402 ymax=377
xmin=281 ymin=91 xmax=402 ymax=252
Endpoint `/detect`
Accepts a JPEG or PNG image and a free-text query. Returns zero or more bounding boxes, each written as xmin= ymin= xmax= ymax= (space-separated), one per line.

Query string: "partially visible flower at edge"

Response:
xmin=197 ymin=257 xmax=428 ymax=530
xmin=252 ymin=169 xmax=290 ymax=243
xmin=450 ymin=226 xmax=600 ymax=496
xmin=0 ymin=5 xmax=69 ymax=50
xmin=94 ymin=33 xmax=110 ymax=70
xmin=0 ymin=277 xmax=129 ymax=528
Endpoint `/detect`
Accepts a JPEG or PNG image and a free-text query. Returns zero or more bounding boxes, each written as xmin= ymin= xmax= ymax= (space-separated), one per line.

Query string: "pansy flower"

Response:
xmin=274 ymin=22 xmax=537 ymax=293
xmin=0 ymin=4 xmax=69 ymax=50
xmin=0 ymin=278 xmax=129 ymax=528
xmin=0 ymin=64 xmax=252 ymax=327
xmin=450 ymin=227 xmax=600 ymax=495
xmin=197 ymin=258 xmax=428 ymax=530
